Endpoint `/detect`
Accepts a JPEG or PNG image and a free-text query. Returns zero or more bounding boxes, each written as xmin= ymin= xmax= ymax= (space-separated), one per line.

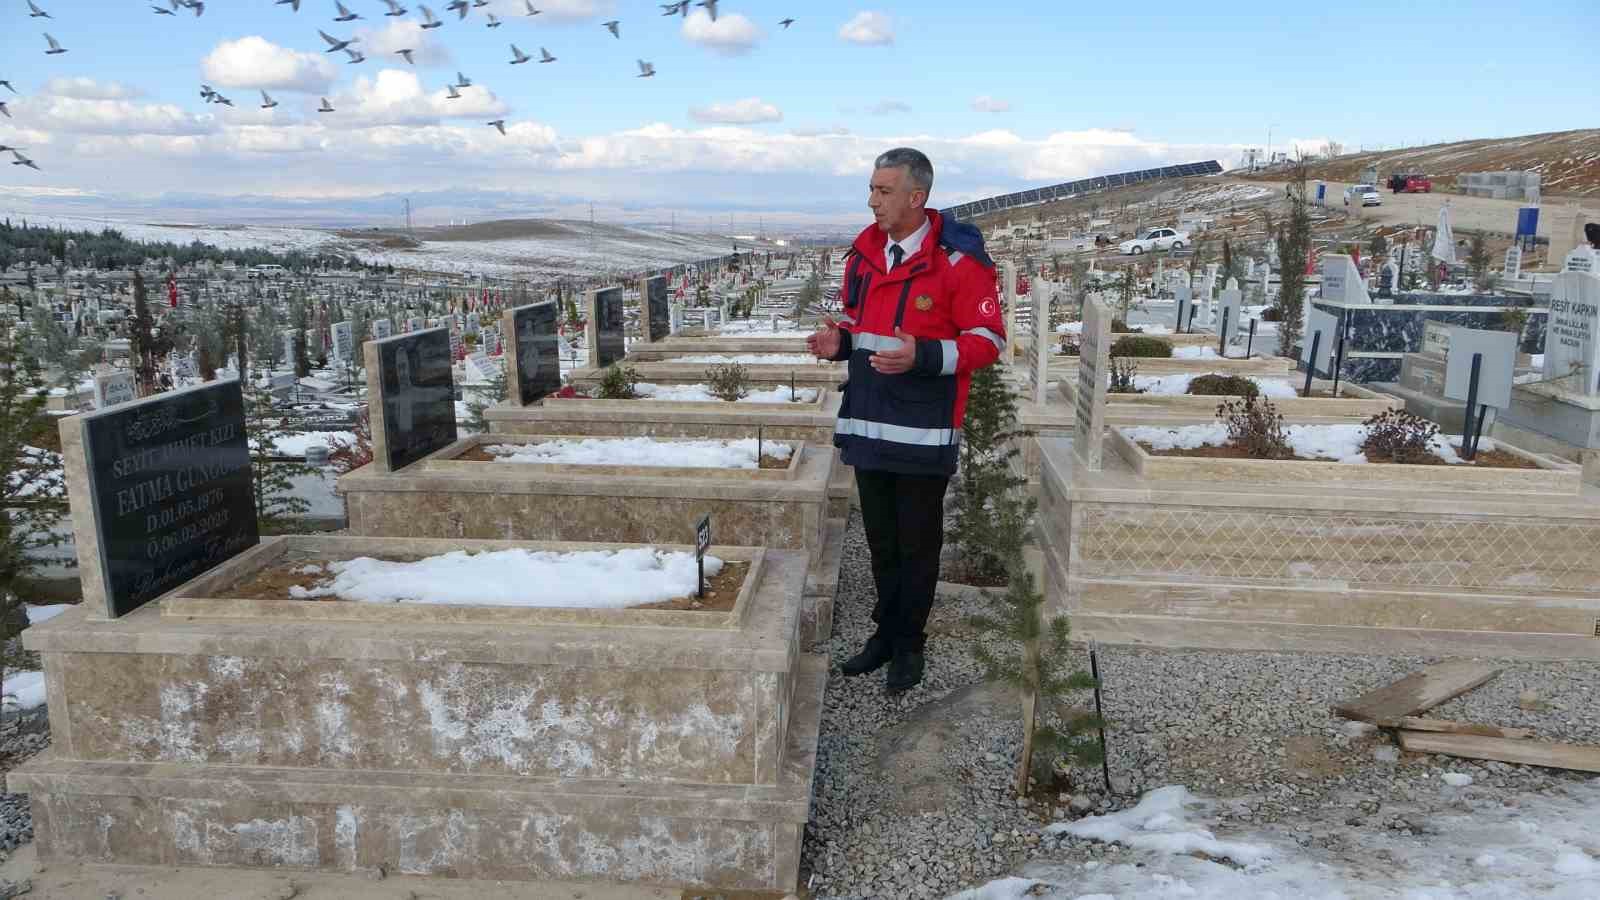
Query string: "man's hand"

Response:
xmin=807 ymin=316 xmax=842 ymax=360
xmin=869 ymin=327 xmax=917 ymax=375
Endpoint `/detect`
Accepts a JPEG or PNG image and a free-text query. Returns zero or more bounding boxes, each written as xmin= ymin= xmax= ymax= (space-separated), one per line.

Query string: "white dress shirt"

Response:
xmin=884 ymin=214 xmax=931 ymax=272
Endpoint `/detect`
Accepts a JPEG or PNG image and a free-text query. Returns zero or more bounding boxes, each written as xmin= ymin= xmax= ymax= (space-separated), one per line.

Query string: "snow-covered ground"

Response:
xmin=271 ymin=431 xmax=356 ymax=456
xmin=1131 ymin=373 xmax=1298 ymax=399
xmin=634 ymin=382 xmax=818 ymax=403
xmin=1123 ymin=422 xmax=1477 ymax=465
xmin=483 ymin=436 xmax=791 ymax=469
xmin=952 ymin=779 xmax=1600 ymax=900
xmin=286 ymin=548 xmax=724 ymax=608
xmin=668 ymin=353 xmax=822 ymax=365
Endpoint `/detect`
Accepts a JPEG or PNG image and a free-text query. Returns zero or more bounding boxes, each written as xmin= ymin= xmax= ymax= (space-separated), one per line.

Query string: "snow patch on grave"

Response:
xmin=1130 ymin=373 xmax=1298 ymax=399
xmin=634 ymin=382 xmax=818 ymax=403
xmin=483 ymin=436 xmax=791 ymax=469
xmin=668 ymin=353 xmax=820 ymax=365
xmin=1122 ymin=423 xmax=1472 ymax=465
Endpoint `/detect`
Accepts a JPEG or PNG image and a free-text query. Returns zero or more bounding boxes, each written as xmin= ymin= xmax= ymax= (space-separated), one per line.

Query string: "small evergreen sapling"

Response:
xmin=244 ymin=386 xmax=317 ymax=532
xmin=0 ymin=325 xmax=67 ymax=657
xmin=949 ymin=366 xmax=1035 ymax=583
xmin=466 ymin=360 xmax=508 ymax=432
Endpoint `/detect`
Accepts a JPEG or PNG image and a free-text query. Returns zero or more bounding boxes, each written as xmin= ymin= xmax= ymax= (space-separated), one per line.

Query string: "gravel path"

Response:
xmin=802 ymin=512 xmax=1600 ymax=898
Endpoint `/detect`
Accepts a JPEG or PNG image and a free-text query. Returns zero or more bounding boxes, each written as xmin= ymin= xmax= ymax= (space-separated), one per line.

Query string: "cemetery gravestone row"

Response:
xmin=506 ymin=300 xmax=562 ymax=406
xmin=587 ymin=287 xmax=627 ymax=369
xmin=1074 ymin=298 xmax=1111 ymax=470
xmin=365 ymin=328 xmax=459 ymax=472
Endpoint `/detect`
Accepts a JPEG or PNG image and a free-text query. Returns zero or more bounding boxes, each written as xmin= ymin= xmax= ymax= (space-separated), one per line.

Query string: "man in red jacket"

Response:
xmin=807 ymin=147 xmax=1006 ymax=693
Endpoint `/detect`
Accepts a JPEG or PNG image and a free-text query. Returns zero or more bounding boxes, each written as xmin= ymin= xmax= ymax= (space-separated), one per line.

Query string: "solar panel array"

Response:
xmin=940 ymin=160 xmax=1223 ymax=222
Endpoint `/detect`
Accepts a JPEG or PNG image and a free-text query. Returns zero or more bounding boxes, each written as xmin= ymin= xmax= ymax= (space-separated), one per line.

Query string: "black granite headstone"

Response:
xmin=645 ymin=276 xmax=670 ymax=343
xmin=510 ymin=300 xmax=561 ymax=405
xmin=592 ymin=287 xmax=626 ymax=368
xmin=375 ymin=328 xmax=458 ymax=470
xmin=80 ymin=379 xmax=258 ymax=618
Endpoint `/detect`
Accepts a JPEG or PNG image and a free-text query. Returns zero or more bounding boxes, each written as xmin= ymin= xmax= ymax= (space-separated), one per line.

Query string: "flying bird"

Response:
xmin=779 ymin=17 xmax=795 ymax=27
xmin=319 ymin=30 xmax=356 ymax=52
xmin=11 ymin=150 xmax=40 ymax=171
xmin=189 ymin=0 xmax=205 ymax=15
xmin=659 ymin=1 xmax=684 ymax=12
xmin=275 ymin=0 xmax=301 ymax=9
xmin=318 ymin=97 xmax=334 ymax=112
xmin=344 ymin=47 xmax=366 ymax=63
xmin=0 ymin=102 xmax=10 ymax=119
xmin=446 ymin=0 xmax=469 ymax=19
xmin=333 ymin=1 xmax=361 ymax=21
xmin=27 ymin=1 xmax=50 ymax=18
xmin=636 ymin=59 xmax=655 ymax=77
xmin=214 ymin=94 xmax=234 ymax=106
xmin=152 ymin=4 xmax=177 ymax=14
xmin=472 ymin=0 xmax=489 ymax=7
xmin=487 ymin=119 xmax=505 ymax=135
xmin=523 ymin=1 xmax=540 ymax=14
xmin=0 ymin=144 xmax=19 ymax=153
xmin=0 ymin=81 xmax=16 ymax=94
xmin=538 ymin=46 xmax=555 ymax=62
xmin=418 ymin=4 xmax=441 ymax=27
xmin=697 ymin=0 xmax=717 ymax=20
xmin=396 ymin=48 xmax=416 ymax=64
xmin=603 ymin=19 xmax=619 ymax=37
xmin=509 ymin=43 xmax=531 ymax=64
xmin=200 ymin=83 xmax=217 ymax=101
xmin=445 ymin=83 xmax=461 ymax=99
xmin=486 ymin=12 xmax=500 ymax=27
xmin=259 ymin=90 xmax=278 ymax=109
xmin=381 ymin=0 xmax=407 ymax=16
xmin=43 ymin=33 xmax=67 ymax=55
xmin=455 ymin=70 xmax=471 ymax=87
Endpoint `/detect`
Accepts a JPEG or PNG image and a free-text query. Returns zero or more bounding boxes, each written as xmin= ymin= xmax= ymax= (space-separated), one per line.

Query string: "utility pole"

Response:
xmin=403 ymin=198 xmax=414 ymax=237
xmin=589 ymin=202 xmax=595 ymax=254
xmin=1267 ymin=122 xmax=1279 ymax=166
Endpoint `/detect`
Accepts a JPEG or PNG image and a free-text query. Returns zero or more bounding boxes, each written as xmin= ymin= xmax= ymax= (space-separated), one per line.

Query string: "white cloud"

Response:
xmin=13 ymin=95 xmax=212 ymax=137
xmin=791 ymin=125 xmax=851 ymax=137
xmin=326 ymin=69 xmax=509 ymax=128
xmin=41 ymin=78 xmax=143 ymax=101
xmin=356 ymin=20 xmax=454 ymax=67
xmin=839 ymin=11 xmax=893 ymax=46
xmin=682 ymin=10 xmax=764 ymax=56
xmin=867 ymin=100 xmax=911 ymax=116
xmin=689 ymin=98 xmax=782 ymax=125
xmin=971 ymin=96 xmax=1011 ymax=113
xmin=201 ymin=36 xmax=341 ymax=93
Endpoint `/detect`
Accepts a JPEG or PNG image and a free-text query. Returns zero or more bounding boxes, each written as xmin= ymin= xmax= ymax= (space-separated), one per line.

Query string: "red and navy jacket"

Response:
xmin=828 ymin=209 xmax=1006 ymax=476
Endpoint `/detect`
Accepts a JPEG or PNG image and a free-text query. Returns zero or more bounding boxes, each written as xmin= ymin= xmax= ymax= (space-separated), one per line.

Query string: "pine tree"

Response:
xmin=1275 ymin=159 xmax=1312 ymax=356
xmin=969 ymin=547 xmax=1103 ymax=794
xmin=244 ymin=386 xmax=316 ymax=532
xmin=0 ymin=322 xmax=67 ymax=654
xmin=1467 ymin=232 xmax=1492 ymax=285
xmin=290 ymin=297 xmax=311 ymax=378
xmin=1221 ymin=237 xmax=1239 ymax=288
xmin=794 ymin=270 xmax=821 ymax=318
xmin=949 ymin=366 xmax=1035 ymax=583
xmin=130 ymin=271 xmax=158 ymax=396
xmin=466 ymin=362 xmax=508 ymax=433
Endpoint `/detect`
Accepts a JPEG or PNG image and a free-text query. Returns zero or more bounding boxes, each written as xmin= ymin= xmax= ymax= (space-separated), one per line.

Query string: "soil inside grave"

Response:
xmin=218 ymin=555 xmax=749 ymax=612
xmin=1140 ymin=442 xmax=1539 ymax=468
xmin=455 ymin=445 xmax=793 ymax=469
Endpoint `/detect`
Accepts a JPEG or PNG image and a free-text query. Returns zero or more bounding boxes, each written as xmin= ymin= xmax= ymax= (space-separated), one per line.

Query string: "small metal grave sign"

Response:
xmin=1303 ymin=307 xmax=1339 ymax=378
xmin=505 ymin=300 xmax=561 ymax=405
xmin=1444 ymin=327 xmax=1518 ymax=410
xmin=695 ymin=513 xmax=712 ymax=598
xmin=1173 ymin=281 xmax=1192 ymax=333
xmin=70 ymin=379 xmax=258 ymax=618
xmin=1074 ymin=298 xmax=1111 ymax=470
xmin=1217 ymin=287 xmax=1243 ymax=353
xmin=366 ymin=328 xmax=458 ymax=472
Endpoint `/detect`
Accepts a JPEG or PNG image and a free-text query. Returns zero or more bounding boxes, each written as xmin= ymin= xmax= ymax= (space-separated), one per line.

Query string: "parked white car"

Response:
xmin=1344 ymin=184 xmax=1382 ymax=207
xmin=1118 ymin=227 xmax=1189 ymax=255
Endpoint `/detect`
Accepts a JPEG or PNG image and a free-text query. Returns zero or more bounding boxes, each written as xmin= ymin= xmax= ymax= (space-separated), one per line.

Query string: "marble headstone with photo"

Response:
xmin=60 ymin=379 xmax=258 ymax=618
xmin=364 ymin=328 xmax=459 ymax=472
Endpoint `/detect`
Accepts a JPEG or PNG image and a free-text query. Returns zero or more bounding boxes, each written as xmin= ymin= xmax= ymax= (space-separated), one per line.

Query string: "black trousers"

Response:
xmin=854 ymin=468 xmax=950 ymax=653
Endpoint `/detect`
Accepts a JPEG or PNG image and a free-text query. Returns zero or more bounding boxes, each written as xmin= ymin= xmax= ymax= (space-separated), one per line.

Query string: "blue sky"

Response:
xmin=1 ymin=0 xmax=1595 ymax=226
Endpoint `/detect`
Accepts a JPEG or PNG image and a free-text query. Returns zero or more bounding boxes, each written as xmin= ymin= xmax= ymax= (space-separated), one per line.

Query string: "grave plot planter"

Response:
xmin=1049 ymin=353 xmax=1294 ymax=378
xmin=627 ymin=336 xmax=811 ymax=361
xmin=1036 ymin=331 xmax=1215 ymax=352
xmin=1056 ymin=377 xmax=1402 ymax=425
xmin=1034 ymin=434 xmax=1600 ymax=661
xmin=569 ymin=360 xmax=846 ymax=394
xmin=338 ymin=437 xmax=844 ymax=648
xmin=418 ymin=434 xmax=807 ymax=482
xmin=10 ymin=537 xmax=825 ymax=892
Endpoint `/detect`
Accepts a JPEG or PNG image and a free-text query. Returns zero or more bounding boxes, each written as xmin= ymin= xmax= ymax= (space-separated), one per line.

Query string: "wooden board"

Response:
xmin=1334 ymin=661 xmax=1501 ymax=727
xmin=1398 ymin=731 xmax=1600 ymax=774
xmin=1398 ymin=717 xmax=1532 ymax=740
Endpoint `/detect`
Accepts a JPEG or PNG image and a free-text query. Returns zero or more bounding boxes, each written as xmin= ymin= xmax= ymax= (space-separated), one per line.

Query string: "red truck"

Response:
xmin=1387 ymin=173 xmax=1433 ymax=193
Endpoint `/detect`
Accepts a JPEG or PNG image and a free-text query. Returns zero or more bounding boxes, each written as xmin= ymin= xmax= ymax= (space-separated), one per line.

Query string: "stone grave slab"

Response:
xmin=1543 ymin=271 xmax=1600 ymax=394
xmin=1073 ymin=297 xmax=1110 ymax=470
xmin=364 ymin=328 xmax=458 ymax=473
xmin=640 ymin=275 xmax=670 ymax=343
xmin=504 ymin=300 xmax=561 ymax=405
xmin=586 ymin=287 xmax=626 ymax=369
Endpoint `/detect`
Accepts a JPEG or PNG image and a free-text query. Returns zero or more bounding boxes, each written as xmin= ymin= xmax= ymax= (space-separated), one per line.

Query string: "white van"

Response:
xmin=1344 ymin=184 xmax=1382 ymax=207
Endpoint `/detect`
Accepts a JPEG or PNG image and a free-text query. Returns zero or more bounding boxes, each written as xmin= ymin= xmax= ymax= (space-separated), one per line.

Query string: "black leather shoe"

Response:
xmin=885 ymin=650 xmax=925 ymax=694
xmin=841 ymin=635 xmax=893 ymax=677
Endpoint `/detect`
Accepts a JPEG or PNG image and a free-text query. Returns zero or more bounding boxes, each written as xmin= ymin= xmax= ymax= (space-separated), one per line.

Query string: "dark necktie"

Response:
xmin=889 ymin=244 xmax=905 ymax=272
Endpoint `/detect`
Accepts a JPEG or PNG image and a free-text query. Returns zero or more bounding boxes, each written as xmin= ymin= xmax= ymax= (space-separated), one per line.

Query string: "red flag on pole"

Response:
xmin=167 ymin=275 xmax=178 ymax=308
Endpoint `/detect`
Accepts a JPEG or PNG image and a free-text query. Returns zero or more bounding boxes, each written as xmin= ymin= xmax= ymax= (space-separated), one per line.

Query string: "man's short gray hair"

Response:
xmin=874 ymin=147 xmax=933 ymax=195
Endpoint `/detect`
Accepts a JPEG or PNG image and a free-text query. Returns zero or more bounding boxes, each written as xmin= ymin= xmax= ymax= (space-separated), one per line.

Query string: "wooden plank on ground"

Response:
xmin=1334 ymin=660 xmax=1500 ymax=727
xmin=1398 ymin=717 xmax=1532 ymax=740
xmin=1399 ymin=731 xmax=1600 ymax=774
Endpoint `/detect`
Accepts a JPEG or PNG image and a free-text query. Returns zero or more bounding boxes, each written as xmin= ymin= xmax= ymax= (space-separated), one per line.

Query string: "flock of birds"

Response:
xmin=6 ymin=0 xmax=804 ymax=171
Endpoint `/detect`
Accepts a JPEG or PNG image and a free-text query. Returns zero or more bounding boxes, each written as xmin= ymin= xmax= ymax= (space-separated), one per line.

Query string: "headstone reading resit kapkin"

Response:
xmin=1074 ymin=298 xmax=1111 ymax=470
xmin=364 ymin=328 xmax=458 ymax=472
xmin=640 ymin=275 xmax=670 ymax=343
xmin=1543 ymin=270 xmax=1600 ymax=394
xmin=504 ymin=300 xmax=561 ymax=405
xmin=62 ymin=379 xmax=258 ymax=618
xmin=585 ymin=287 xmax=626 ymax=369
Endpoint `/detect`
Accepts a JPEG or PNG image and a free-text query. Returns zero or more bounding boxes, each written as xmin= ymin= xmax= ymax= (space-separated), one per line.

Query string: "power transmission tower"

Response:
xmin=403 ymin=198 xmax=415 ymax=238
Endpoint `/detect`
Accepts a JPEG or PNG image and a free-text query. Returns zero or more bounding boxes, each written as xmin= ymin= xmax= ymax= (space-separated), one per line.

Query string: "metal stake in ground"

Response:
xmin=1245 ymin=318 xmax=1257 ymax=357
xmin=1331 ymin=311 xmax=1348 ymax=398
xmin=1462 ymin=352 xmax=1483 ymax=461
xmin=1303 ymin=330 xmax=1321 ymax=398
xmin=1089 ymin=641 xmax=1113 ymax=794
xmin=1218 ymin=307 xmax=1231 ymax=358
xmin=1187 ymin=304 xmax=1198 ymax=333
xmin=757 ymin=425 xmax=763 ymax=466
xmin=694 ymin=513 xmax=711 ymax=598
